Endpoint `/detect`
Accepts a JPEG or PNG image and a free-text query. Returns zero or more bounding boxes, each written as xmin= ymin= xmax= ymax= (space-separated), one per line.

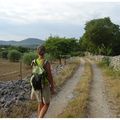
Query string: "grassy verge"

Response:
xmin=0 ymin=57 xmax=80 ymax=118
xmin=58 ymin=61 xmax=92 ymax=118
xmin=55 ymin=57 xmax=80 ymax=88
xmin=98 ymin=62 xmax=120 ymax=116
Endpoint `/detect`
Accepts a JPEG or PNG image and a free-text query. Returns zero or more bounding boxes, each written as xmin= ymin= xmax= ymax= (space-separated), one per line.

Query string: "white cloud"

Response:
xmin=0 ymin=0 xmax=120 ymax=40
xmin=0 ymin=0 xmax=74 ymax=24
xmin=0 ymin=0 xmax=120 ymax=25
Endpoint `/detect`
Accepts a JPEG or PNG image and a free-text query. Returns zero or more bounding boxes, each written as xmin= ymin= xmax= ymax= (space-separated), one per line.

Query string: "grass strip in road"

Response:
xmin=58 ymin=61 xmax=92 ymax=118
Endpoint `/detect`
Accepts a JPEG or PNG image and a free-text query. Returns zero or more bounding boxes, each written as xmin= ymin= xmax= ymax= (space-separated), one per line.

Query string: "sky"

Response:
xmin=0 ymin=0 xmax=120 ymax=41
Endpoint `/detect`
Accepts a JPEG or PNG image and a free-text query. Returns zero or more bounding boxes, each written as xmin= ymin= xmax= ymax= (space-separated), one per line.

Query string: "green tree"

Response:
xmin=45 ymin=36 xmax=79 ymax=58
xmin=44 ymin=36 xmax=80 ymax=64
xmin=0 ymin=50 xmax=8 ymax=59
xmin=16 ymin=46 xmax=30 ymax=53
xmin=22 ymin=52 xmax=37 ymax=66
xmin=8 ymin=50 xmax=22 ymax=62
xmin=80 ymin=17 xmax=120 ymax=55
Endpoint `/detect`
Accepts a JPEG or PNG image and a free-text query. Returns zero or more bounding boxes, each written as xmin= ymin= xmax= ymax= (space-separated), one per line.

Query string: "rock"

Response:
xmin=0 ymin=91 xmax=4 ymax=96
xmin=91 ymin=55 xmax=120 ymax=71
xmin=0 ymin=78 xmax=31 ymax=113
xmin=0 ymin=97 xmax=5 ymax=104
xmin=4 ymin=108 xmax=9 ymax=113
xmin=18 ymin=96 xmax=26 ymax=101
xmin=12 ymin=97 xmax=17 ymax=101
xmin=15 ymin=100 xmax=23 ymax=106
xmin=4 ymin=101 xmax=12 ymax=108
xmin=0 ymin=103 xmax=5 ymax=107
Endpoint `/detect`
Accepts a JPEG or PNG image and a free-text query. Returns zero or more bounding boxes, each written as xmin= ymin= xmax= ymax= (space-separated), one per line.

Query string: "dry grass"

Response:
xmin=58 ymin=61 xmax=92 ymax=118
xmin=54 ymin=57 xmax=80 ymax=88
xmin=98 ymin=63 xmax=120 ymax=116
xmin=0 ymin=58 xmax=31 ymax=81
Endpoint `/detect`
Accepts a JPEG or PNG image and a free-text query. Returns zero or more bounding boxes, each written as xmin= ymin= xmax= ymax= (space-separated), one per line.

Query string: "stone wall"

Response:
xmin=109 ymin=55 xmax=120 ymax=71
xmin=88 ymin=55 xmax=120 ymax=71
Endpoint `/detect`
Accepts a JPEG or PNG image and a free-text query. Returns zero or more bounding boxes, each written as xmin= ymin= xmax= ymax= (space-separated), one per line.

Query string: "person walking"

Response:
xmin=30 ymin=45 xmax=55 ymax=118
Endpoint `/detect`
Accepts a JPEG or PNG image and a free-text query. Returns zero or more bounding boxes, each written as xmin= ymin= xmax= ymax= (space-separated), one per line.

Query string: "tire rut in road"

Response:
xmin=87 ymin=59 xmax=115 ymax=118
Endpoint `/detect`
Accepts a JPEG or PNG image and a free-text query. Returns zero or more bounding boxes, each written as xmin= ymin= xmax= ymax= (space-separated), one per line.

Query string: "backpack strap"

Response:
xmin=34 ymin=59 xmax=38 ymax=66
xmin=44 ymin=60 xmax=48 ymax=66
xmin=43 ymin=60 xmax=48 ymax=71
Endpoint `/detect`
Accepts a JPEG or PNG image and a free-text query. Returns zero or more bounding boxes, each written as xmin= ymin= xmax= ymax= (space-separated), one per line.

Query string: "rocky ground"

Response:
xmin=0 ymin=64 xmax=64 ymax=116
xmin=0 ymin=79 xmax=31 ymax=113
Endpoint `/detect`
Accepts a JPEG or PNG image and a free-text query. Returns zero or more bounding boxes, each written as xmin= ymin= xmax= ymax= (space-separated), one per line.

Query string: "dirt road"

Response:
xmin=87 ymin=59 xmax=115 ymax=118
xmin=45 ymin=58 xmax=85 ymax=118
xmin=30 ymin=58 xmax=116 ymax=118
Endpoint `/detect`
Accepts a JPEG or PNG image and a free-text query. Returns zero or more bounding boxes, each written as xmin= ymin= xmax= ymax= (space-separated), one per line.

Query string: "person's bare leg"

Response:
xmin=38 ymin=103 xmax=50 ymax=118
xmin=37 ymin=102 xmax=44 ymax=117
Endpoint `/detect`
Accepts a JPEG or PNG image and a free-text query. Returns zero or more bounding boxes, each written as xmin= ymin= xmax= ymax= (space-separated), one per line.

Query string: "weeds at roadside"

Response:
xmin=98 ymin=62 xmax=120 ymax=117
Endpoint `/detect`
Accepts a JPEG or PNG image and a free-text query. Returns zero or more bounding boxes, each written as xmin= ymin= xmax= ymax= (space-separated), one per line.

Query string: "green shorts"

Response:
xmin=31 ymin=85 xmax=51 ymax=104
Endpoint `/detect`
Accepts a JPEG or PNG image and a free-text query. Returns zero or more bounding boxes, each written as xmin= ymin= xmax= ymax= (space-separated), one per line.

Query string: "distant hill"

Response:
xmin=0 ymin=38 xmax=45 ymax=48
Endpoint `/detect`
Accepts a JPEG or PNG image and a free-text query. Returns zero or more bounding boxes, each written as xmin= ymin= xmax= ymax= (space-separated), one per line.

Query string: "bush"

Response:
xmin=8 ymin=50 xmax=22 ymax=62
xmin=101 ymin=56 xmax=110 ymax=66
xmin=0 ymin=50 xmax=8 ymax=59
xmin=70 ymin=51 xmax=84 ymax=57
xmin=22 ymin=52 xmax=37 ymax=66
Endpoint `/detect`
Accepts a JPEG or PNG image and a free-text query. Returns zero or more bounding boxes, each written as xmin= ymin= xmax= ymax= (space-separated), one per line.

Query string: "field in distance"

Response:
xmin=0 ymin=59 xmax=31 ymax=81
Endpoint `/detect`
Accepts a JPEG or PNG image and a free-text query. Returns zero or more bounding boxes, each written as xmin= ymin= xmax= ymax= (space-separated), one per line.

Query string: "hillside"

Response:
xmin=0 ymin=38 xmax=44 ymax=48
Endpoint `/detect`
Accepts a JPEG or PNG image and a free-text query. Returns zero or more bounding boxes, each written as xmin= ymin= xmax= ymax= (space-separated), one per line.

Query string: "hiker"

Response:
xmin=30 ymin=45 xmax=55 ymax=118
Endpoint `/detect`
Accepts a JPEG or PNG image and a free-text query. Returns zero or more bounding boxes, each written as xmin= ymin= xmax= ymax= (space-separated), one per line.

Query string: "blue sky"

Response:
xmin=0 ymin=0 xmax=120 ymax=41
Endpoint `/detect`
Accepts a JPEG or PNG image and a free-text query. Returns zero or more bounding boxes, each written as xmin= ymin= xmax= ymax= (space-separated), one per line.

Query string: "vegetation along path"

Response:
xmin=87 ymin=59 xmax=115 ymax=118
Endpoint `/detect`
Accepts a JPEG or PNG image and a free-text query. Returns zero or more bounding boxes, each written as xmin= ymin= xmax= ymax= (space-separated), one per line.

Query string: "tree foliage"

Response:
xmin=7 ymin=50 xmax=22 ymax=62
xmin=22 ymin=52 xmax=37 ymax=66
xmin=0 ymin=50 xmax=8 ymax=59
xmin=80 ymin=17 xmax=120 ymax=55
xmin=44 ymin=36 xmax=80 ymax=59
xmin=0 ymin=45 xmax=30 ymax=53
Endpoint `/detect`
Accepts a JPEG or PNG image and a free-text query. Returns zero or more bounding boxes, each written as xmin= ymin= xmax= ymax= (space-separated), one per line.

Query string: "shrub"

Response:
xmin=8 ymin=50 xmax=22 ymax=62
xmin=0 ymin=50 xmax=8 ymax=59
xmin=22 ymin=52 xmax=37 ymax=66
xmin=101 ymin=56 xmax=110 ymax=66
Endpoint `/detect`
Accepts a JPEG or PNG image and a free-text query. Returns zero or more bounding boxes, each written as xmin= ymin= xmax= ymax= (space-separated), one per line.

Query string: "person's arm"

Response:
xmin=44 ymin=61 xmax=55 ymax=94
